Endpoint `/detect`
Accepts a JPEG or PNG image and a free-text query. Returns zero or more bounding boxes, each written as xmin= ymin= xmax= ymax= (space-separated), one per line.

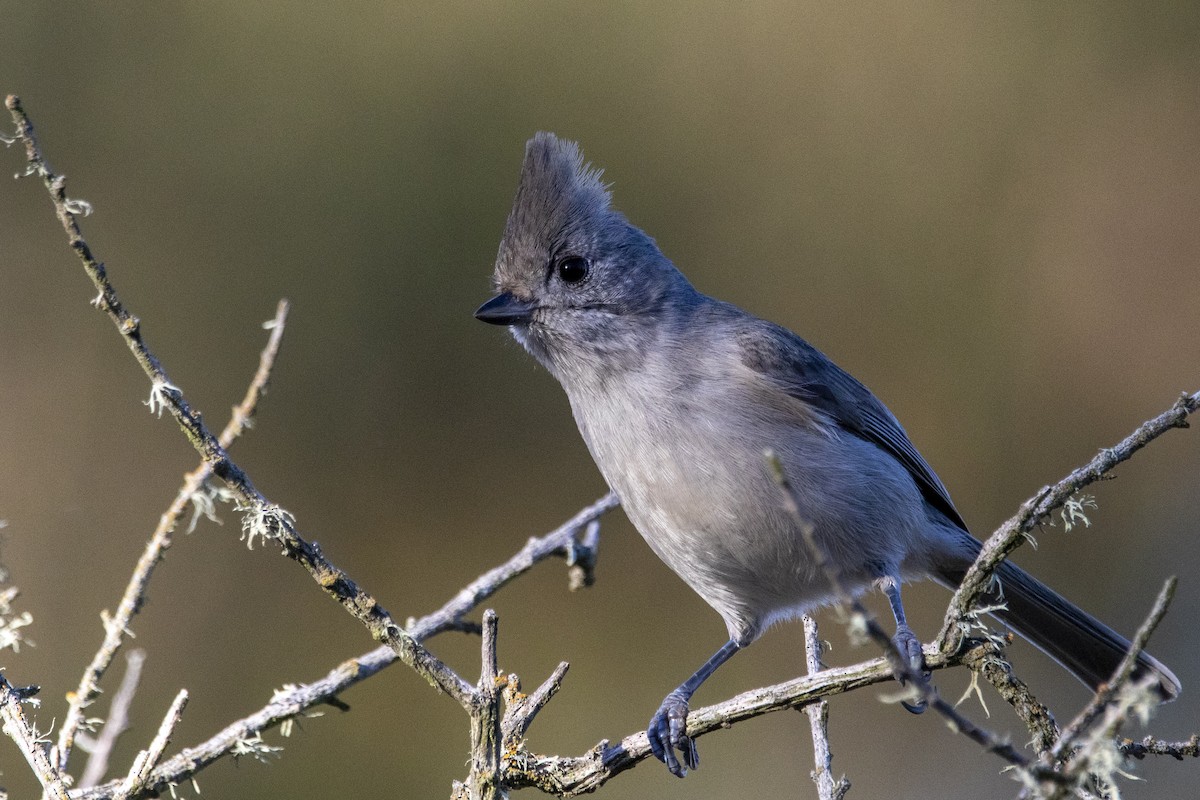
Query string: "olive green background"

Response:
xmin=2 ymin=3 xmax=1198 ymax=798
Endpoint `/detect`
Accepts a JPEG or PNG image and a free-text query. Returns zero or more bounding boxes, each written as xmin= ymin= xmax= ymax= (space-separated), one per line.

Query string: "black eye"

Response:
xmin=556 ymin=255 xmax=590 ymax=285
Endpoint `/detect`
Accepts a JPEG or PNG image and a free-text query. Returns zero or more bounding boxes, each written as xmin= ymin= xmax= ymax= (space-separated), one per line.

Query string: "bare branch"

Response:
xmin=78 ymin=649 xmax=146 ymax=788
xmin=1050 ymin=577 xmax=1177 ymax=764
xmin=6 ymin=94 xmax=475 ymax=711
xmin=0 ymin=677 xmax=70 ymax=800
xmin=1119 ymin=734 xmax=1200 ymax=760
xmin=460 ymin=610 xmax=503 ymax=800
xmin=802 ymin=615 xmax=850 ymax=800
xmin=959 ymin=642 xmax=1059 ymax=756
xmin=503 ymin=662 xmax=571 ymax=750
xmin=115 ymin=690 xmax=188 ymax=800
xmin=939 ymin=391 xmax=1199 ymax=649
xmin=55 ymin=300 xmax=290 ymax=772
xmin=508 ymin=650 xmax=963 ymax=795
xmin=71 ymin=649 xmax=388 ymax=800
xmin=69 ymin=495 xmax=614 ymax=800
xmin=413 ymin=494 xmax=618 ymax=636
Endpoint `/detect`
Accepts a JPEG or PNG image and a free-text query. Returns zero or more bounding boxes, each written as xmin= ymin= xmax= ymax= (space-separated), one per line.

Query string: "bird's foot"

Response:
xmin=647 ymin=690 xmax=698 ymax=777
xmin=892 ymin=623 xmax=930 ymax=714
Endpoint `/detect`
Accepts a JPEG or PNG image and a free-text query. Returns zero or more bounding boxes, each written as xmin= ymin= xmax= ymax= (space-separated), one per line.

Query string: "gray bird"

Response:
xmin=475 ymin=132 xmax=1179 ymax=777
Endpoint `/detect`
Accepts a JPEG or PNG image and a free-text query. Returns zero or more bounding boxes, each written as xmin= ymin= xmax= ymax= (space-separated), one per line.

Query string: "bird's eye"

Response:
xmin=556 ymin=255 xmax=590 ymax=285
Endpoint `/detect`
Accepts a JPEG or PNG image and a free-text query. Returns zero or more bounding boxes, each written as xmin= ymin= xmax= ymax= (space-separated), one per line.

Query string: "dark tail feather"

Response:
xmin=934 ymin=557 xmax=1180 ymax=701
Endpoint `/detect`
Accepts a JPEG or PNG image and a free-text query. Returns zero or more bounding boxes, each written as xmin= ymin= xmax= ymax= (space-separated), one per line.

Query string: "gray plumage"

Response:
xmin=476 ymin=132 xmax=1179 ymax=777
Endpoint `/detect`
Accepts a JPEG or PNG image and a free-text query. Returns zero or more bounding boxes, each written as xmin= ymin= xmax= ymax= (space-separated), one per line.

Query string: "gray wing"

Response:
xmin=735 ymin=315 xmax=969 ymax=532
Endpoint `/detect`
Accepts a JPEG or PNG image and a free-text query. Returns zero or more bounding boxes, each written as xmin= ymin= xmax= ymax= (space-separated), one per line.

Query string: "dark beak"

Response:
xmin=474 ymin=292 xmax=536 ymax=325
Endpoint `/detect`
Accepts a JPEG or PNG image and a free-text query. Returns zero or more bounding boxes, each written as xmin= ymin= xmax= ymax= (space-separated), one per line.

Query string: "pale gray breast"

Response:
xmin=563 ymin=342 xmax=929 ymax=643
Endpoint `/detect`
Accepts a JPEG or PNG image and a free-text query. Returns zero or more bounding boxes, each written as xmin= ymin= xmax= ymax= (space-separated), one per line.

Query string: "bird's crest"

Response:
xmin=494 ymin=132 xmax=611 ymax=292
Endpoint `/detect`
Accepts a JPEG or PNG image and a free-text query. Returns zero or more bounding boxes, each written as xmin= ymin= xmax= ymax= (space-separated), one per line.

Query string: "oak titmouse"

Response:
xmin=475 ymin=133 xmax=1179 ymax=777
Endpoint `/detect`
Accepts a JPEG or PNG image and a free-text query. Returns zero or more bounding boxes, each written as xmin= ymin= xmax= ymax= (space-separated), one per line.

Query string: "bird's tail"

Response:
xmin=933 ymin=546 xmax=1180 ymax=701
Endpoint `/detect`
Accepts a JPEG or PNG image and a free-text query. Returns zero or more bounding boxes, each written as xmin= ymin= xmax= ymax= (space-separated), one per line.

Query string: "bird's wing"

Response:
xmin=735 ymin=315 xmax=968 ymax=532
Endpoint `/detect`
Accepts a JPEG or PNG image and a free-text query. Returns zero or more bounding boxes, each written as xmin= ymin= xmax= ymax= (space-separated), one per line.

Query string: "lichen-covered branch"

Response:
xmin=55 ymin=300 xmax=289 ymax=774
xmin=938 ymin=391 xmax=1199 ymax=650
xmin=67 ymin=493 xmax=615 ymax=800
xmin=960 ymin=642 xmax=1059 ymax=756
xmin=7 ymin=93 xmax=474 ymax=712
xmin=0 ymin=676 xmax=71 ymax=800
xmin=1119 ymin=734 xmax=1200 ymax=760
xmin=457 ymin=610 xmax=503 ymax=800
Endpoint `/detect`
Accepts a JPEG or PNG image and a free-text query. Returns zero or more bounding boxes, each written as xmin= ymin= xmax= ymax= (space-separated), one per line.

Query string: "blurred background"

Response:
xmin=2 ymin=3 xmax=1198 ymax=798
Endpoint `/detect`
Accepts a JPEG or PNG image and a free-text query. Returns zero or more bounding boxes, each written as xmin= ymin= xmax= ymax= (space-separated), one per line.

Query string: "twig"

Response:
xmin=115 ymin=690 xmax=188 ymax=800
xmin=461 ymin=610 xmax=503 ymax=800
xmin=78 ymin=649 xmax=147 ymax=788
xmin=502 ymin=662 xmax=571 ymax=752
xmin=566 ymin=519 xmax=601 ymax=591
xmin=939 ymin=391 xmax=1199 ymax=649
xmin=1050 ymin=577 xmax=1177 ymax=764
xmin=1006 ymin=578 xmax=1181 ymax=800
xmin=55 ymin=300 xmax=289 ymax=773
xmin=70 ymin=496 xmax=615 ymax=800
xmin=959 ymin=642 xmax=1059 ymax=756
xmin=1040 ymin=674 xmax=1159 ymax=800
xmin=0 ymin=676 xmax=70 ymax=800
xmin=6 ymin=94 xmax=475 ymax=711
xmin=1118 ymin=734 xmax=1200 ymax=760
xmin=410 ymin=493 xmax=618 ymax=636
xmin=802 ymin=615 xmax=850 ymax=800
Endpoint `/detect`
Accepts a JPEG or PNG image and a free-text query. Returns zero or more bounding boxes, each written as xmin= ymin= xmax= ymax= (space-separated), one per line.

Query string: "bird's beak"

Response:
xmin=474 ymin=292 xmax=537 ymax=325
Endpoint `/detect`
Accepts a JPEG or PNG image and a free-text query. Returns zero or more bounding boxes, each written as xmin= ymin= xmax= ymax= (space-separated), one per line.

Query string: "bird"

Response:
xmin=474 ymin=132 xmax=1180 ymax=778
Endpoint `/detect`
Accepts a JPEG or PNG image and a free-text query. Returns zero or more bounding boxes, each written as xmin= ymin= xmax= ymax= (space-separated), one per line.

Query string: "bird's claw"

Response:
xmin=892 ymin=624 xmax=930 ymax=714
xmin=648 ymin=690 xmax=698 ymax=777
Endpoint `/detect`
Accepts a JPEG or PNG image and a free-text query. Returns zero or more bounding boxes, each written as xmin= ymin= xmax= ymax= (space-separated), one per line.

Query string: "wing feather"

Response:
xmin=735 ymin=316 xmax=968 ymax=532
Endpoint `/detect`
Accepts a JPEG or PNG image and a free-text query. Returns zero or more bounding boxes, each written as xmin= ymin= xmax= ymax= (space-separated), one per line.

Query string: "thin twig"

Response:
xmin=502 ymin=662 xmax=571 ymax=750
xmin=802 ymin=615 xmax=850 ymax=800
xmin=78 ymin=649 xmax=147 ymax=788
xmin=409 ymin=493 xmax=618 ymax=636
xmin=939 ymin=391 xmax=1199 ymax=649
xmin=55 ymin=300 xmax=289 ymax=774
xmin=1039 ymin=674 xmax=1160 ymax=800
xmin=53 ymin=300 xmax=289 ymax=773
xmin=1008 ymin=578 xmax=1182 ymax=800
xmin=1050 ymin=577 xmax=1177 ymax=764
xmin=1118 ymin=734 xmax=1200 ymax=760
xmin=115 ymin=690 xmax=188 ymax=800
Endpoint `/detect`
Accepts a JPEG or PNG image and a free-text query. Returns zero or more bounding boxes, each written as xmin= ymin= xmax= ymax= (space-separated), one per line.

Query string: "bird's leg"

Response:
xmin=648 ymin=639 xmax=741 ymax=777
xmin=877 ymin=575 xmax=929 ymax=713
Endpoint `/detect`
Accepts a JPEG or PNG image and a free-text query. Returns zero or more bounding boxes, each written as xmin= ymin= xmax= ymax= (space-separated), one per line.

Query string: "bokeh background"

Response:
xmin=2 ymin=3 xmax=1198 ymax=798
